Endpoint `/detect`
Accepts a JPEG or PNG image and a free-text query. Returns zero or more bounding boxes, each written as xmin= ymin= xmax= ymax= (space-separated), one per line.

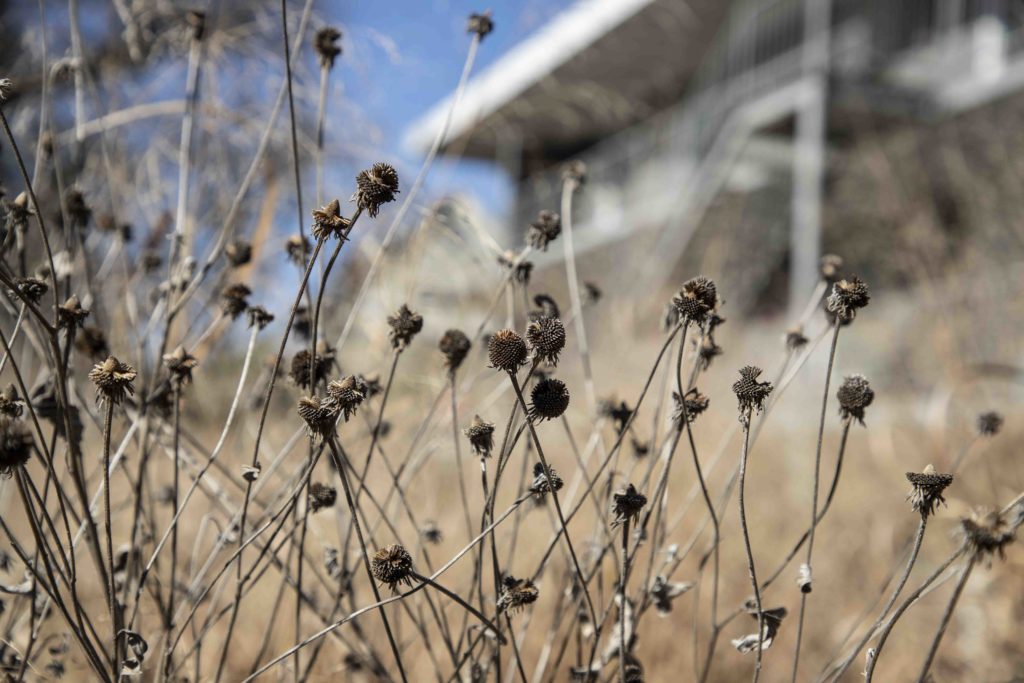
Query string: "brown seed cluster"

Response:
xmin=820 ymin=254 xmax=843 ymax=283
xmin=611 ymin=484 xmax=647 ymax=528
xmin=977 ymin=411 xmax=1003 ymax=437
xmin=488 ymin=329 xmax=528 ymax=371
xmin=297 ymin=396 xmax=337 ymax=439
xmin=529 ymin=378 xmax=570 ymax=421
xmin=326 ymin=376 xmax=367 ymax=422
xmin=905 ymin=465 xmax=953 ymax=518
xmin=387 ymin=304 xmax=423 ymax=351
xmin=57 ymin=295 xmax=89 ymax=328
xmin=314 ymin=26 xmax=343 ymax=69
xmin=439 ymin=329 xmax=472 ymax=373
xmin=961 ymin=508 xmax=1016 ymax=562
xmin=371 ymin=544 xmax=415 ymax=592
xmin=225 ymin=240 xmax=252 ymax=267
xmin=464 ymin=415 xmax=495 ymax=457
xmin=290 ymin=346 xmax=334 ymax=390
xmin=526 ymin=317 xmax=566 ymax=365
xmin=672 ymin=388 xmax=709 ymax=426
xmin=0 ymin=416 xmax=33 ymax=478
xmin=466 ymin=11 xmax=494 ymax=39
xmin=837 ymin=374 xmax=874 ymax=424
xmin=308 ymin=482 xmax=337 ymax=513
xmin=526 ymin=210 xmax=561 ymax=251
xmin=89 ymin=356 xmax=138 ymax=405
xmin=529 ymin=462 xmax=563 ymax=497
xmin=671 ymin=276 xmax=718 ymax=326
xmin=353 ymin=163 xmax=400 ymax=218
xmin=732 ymin=366 xmax=773 ymax=417
xmin=498 ymin=575 xmax=538 ymax=614
xmin=163 ymin=346 xmax=198 ymax=387
xmin=826 ymin=276 xmax=870 ymax=323
xmin=311 ymin=199 xmax=350 ymax=241
xmin=221 ymin=283 xmax=252 ymax=319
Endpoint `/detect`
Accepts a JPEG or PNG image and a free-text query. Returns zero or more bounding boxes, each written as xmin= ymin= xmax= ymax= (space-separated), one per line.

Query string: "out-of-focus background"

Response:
xmin=1 ymin=0 xmax=1022 ymax=681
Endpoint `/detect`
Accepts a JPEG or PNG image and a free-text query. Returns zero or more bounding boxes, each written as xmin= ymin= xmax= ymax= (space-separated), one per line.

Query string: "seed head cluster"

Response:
xmin=371 ymin=544 xmax=415 ymax=592
xmin=671 ymin=276 xmax=718 ymax=326
xmin=906 ymin=465 xmax=953 ymax=518
xmin=529 ymin=378 xmax=570 ymax=421
xmin=89 ymin=356 xmax=138 ymax=405
xmin=387 ymin=304 xmax=423 ymax=351
xmin=488 ymin=329 xmax=528 ymax=371
xmin=961 ymin=508 xmax=1016 ymax=562
xmin=529 ymin=462 xmax=564 ymax=497
xmin=826 ymin=276 xmax=870 ymax=323
xmin=308 ymin=482 xmax=337 ymax=513
xmin=439 ymin=329 xmax=472 ymax=373
xmin=732 ymin=366 xmax=773 ymax=417
xmin=526 ymin=316 xmax=566 ymax=365
xmin=672 ymin=388 xmax=709 ymax=426
xmin=611 ymin=484 xmax=647 ymax=528
xmin=526 ymin=210 xmax=561 ymax=251
xmin=464 ymin=415 xmax=495 ymax=457
xmin=837 ymin=374 xmax=874 ymax=424
xmin=353 ymin=163 xmax=400 ymax=218
xmin=498 ymin=575 xmax=538 ymax=614
xmin=0 ymin=417 xmax=33 ymax=478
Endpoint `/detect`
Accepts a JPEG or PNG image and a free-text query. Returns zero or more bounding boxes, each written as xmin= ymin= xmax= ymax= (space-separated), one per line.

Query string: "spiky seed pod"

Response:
xmin=671 ymin=277 xmax=718 ymax=326
xmin=311 ymin=199 xmax=351 ymax=240
xmin=498 ymin=575 xmax=539 ymax=614
xmin=297 ymin=396 xmax=337 ymax=439
xmin=290 ymin=346 xmax=334 ymax=389
xmin=221 ymin=283 xmax=251 ymax=319
xmin=624 ymin=664 xmax=644 ymax=683
xmin=820 ymin=254 xmax=843 ymax=283
xmin=353 ymin=163 xmax=399 ymax=218
xmin=611 ymin=484 xmax=647 ymax=528
xmin=2 ymin=192 xmax=32 ymax=234
xmin=977 ymin=411 xmax=1003 ymax=437
xmin=529 ymin=378 xmax=570 ymax=421
xmin=57 ymin=295 xmax=89 ymax=328
xmin=785 ymin=326 xmax=808 ymax=351
xmin=75 ymin=326 xmax=109 ymax=360
xmin=697 ymin=336 xmax=723 ymax=370
xmin=599 ymin=399 xmax=633 ymax=435
xmin=826 ymin=276 xmax=870 ymax=323
xmin=387 ymin=304 xmax=423 ymax=351
xmin=308 ymin=482 xmax=337 ymax=513
xmin=285 ymin=234 xmax=311 ymax=266
xmin=421 ymin=521 xmax=442 ymax=544
xmin=89 ymin=356 xmax=137 ymax=405
xmin=371 ymin=544 xmax=414 ymax=592
xmin=529 ymin=462 xmax=563 ymax=496
xmin=294 ymin=306 xmax=311 ymax=339
xmin=163 ymin=346 xmax=198 ymax=387
xmin=526 ymin=317 xmax=566 ymax=365
xmin=837 ymin=374 xmax=874 ymax=425
xmin=961 ymin=508 xmax=1015 ymax=562
xmin=526 ymin=210 xmax=561 ymax=251
xmin=466 ymin=11 xmax=494 ymax=38
xmin=64 ymin=188 xmax=91 ymax=227
xmin=0 ymin=385 xmax=23 ymax=418
xmin=488 ymin=329 xmax=528 ymax=371
xmin=225 ymin=240 xmax=252 ymax=267
xmin=12 ymin=278 xmax=47 ymax=305
xmin=314 ymin=26 xmax=342 ymax=69
xmin=0 ymin=417 xmax=33 ymax=478
xmin=439 ymin=329 xmax=471 ymax=373
xmin=326 ymin=376 xmax=366 ymax=422
xmin=246 ymin=306 xmax=274 ymax=330
xmin=906 ymin=465 xmax=953 ymax=518
xmin=672 ymin=388 xmax=709 ymax=426
xmin=464 ymin=415 xmax=495 ymax=457
xmin=563 ymin=159 xmax=587 ymax=186
xmin=732 ymin=366 xmax=773 ymax=417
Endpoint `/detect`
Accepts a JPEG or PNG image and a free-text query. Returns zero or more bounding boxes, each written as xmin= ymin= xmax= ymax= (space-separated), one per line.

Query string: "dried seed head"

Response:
xmin=357 ymin=373 xmax=383 ymax=399
xmin=583 ymin=281 xmax=601 ymax=305
xmin=631 ymin=438 xmax=649 ymax=458
xmin=826 ymin=276 xmax=870 ymax=323
xmin=326 ymin=376 xmax=366 ymax=422
xmin=439 ymin=329 xmax=472 ymax=373
xmin=371 ymin=544 xmax=414 ymax=592
xmin=75 ymin=326 xmax=109 ymax=360
xmin=64 ymin=188 xmax=91 ymax=227
xmin=530 ymin=294 xmax=560 ymax=320
xmin=624 ymin=664 xmax=644 ymax=683
xmin=353 ymin=163 xmax=399 ymax=218
xmin=526 ymin=317 xmax=566 ymax=365
xmin=0 ymin=78 xmax=13 ymax=101
xmin=466 ymin=11 xmax=494 ymax=39
xmin=309 ymin=482 xmax=337 ymax=513
xmin=796 ymin=563 xmax=812 ymax=594
xmin=732 ymin=605 xmax=788 ymax=654
xmin=906 ymin=465 xmax=953 ymax=518
xmin=387 ymin=304 xmax=423 ymax=351
xmin=672 ymin=388 xmax=709 ymax=426
xmin=0 ymin=385 xmax=23 ymax=418
xmin=285 ymin=234 xmax=311 ymax=266
xmin=976 ymin=411 xmax=1003 ymax=437
xmin=2 ymin=192 xmax=33 ymax=233
xmin=785 ymin=326 xmax=808 ymax=351
xmin=488 ymin=329 xmax=528 ymax=371
xmin=89 ymin=357 xmax=137 ymax=405
xmin=837 ymin=374 xmax=874 ymax=425
xmin=732 ymin=366 xmax=772 ymax=417
xmin=12 ymin=278 xmax=47 ymax=305
xmin=297 ymin=396 xmax=337 ymax=439
xmin=671 ymin=277 xmax=718 ymax=326
xmin=649 ymin=575 xmax=693 ymax=616
xmin=0 ymin=417 xmax=33 ymax=478
xmin=57 ymin=295 xmax=89 ymax=328
xmin=498 ymin=575 xmax=539 ymax=614
xmin=290 ymin=345 xmax=334 ymax=389
xmin=221 ymin=283 xmax=251 ymax=319
xmin=529 ymin=462 xmax=563 ymax=496
xmin=294 ymin=306 xmax=311 ymax=339
xmin=163 ymin=346 xmax=198 ymax=386
xmin=464 ymin=415 xmax=495 ymax=457
xmin=820 ymin=254 xmax=843 ymax=283
xmin=526 ymin=210 xmax=561 ymax=251
xmin=246 ymin=306 xmax=274 ymax=330
xmin=697 ymin=336 xmax=723 ymax=371
xmin=563 ymin=159 xmax=587 ymax=186
xmin=225 ymin=240 xmax=252 ymax=267
xmin=599 ymin=399 xmax=633 ymax=435
xmin=961 ymin=508 xmax=1015 ymax=562
xmin=529 ymin=378 xmax=570 ymax=421
xmin=311 ymin=199 xmax=351 ymax=240
xmin=611 ymin=484 xmax=647 ymax=528
xmin=421 ymin=521 xmax=443 ymax=544
xmin=314 ymin=26 xmax=343 ymax=69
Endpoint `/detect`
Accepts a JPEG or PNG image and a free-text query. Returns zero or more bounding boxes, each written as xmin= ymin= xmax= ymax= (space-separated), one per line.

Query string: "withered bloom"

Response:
xmin=785 ymin=326 xmax=808 ymax=351
xmin=672 ymin=388 xmax=709 ymax=426
xmin=529 ymin=378 xmax=569 ymax=421
xmin=583 ymin=281 xmax=601 ymax=305
xmin=353 ymin=163 xmax=399 ymax=218
xmin=906 ymin=465 xmax=953 ymax=518
xmin=498 ymin=575 xmax=538 ymax=614
xmin=649 ymin=575 xmax=693 ymax=616
xmin=0 ymin=385 xmax=23 ymax=418
xmin=371 ymin=544 xmax=414 ymax=592
xmin=290 ymin=345 xmax=334 ymax=389
xmin=961 ymin=508 xmax=1016 ymax=562
xmin=976 ymin=411 xmax=1003 ymax=437
xmin=826 ymin=276 xmax=870 ymax=323
xmin=12 ymin=278 xmax=47 ymax=305
xmin=611 ymin=484 xmax=647 ymax=528
xmin=563 ymin=159 xmax=587 ymax=186
xmin=464 ymin=415 xmax=495 ymax=457
xmin=221 ymin=283 xmax=251 ymax=319
xmin=247 ymin=306 xmax=274 ymax=330
xmin=314 ymin=26 xmax=343 ymax=69
xmin=439 ymin=329 xmax=472 ymax=373
xmin=76 ymin=326 xmax=109 ymax=360
xmin=0 ymin=417 xmax=33 ymax=478
xmin=309 ymin=482 xmax=337 ymax=513
xmin=387 ymin=304 xmax=423 ymax=351
xmin=529 ymin=462 xmax=563 ymax=496
xmin=671 ymin=277 xmax=718 ymax=326
xmin=526 ymin=317 xmax=566 ymax=365
xmin=64 ymin=188 xmax=91 ymax=227
xmin=697 ymin=336 xmax=723 ymax=370
xmin=837 ymin=374 xmax=874 ymax=425
xmin=163 ymin=346 xmax=198 ymax=386
xmin=526 ymin=210 xmax=561 ymax=251
xmin=466 ymin=11 xmax=494 ymax=39
xmin=820 ymin=254 xmax=843 ymax=283
xmin=356 ymin=373 xmax=382 ymax=399
xmin=421 ymin=521 xmax=442 ymax=544
xmin=488 ymin=329 xmax=528 ymax=371
xmin=732 ymin=366 xmax=773 ymax=417
xmin=2 ymin=192 xmax=32 ymax=233
xmin=57 ymin=295 xmax=89 ymax=328
xmin=286 ymin=234 xmax=311 ymax=266
xmin=297 ymin=396 xmax=337 ymax=439
xmin=89 ymin=356 xmax=137 ymax=405
xmin=294 ymin=306 xmax=312 ymax=339
xmin=326 ymin=376 xmax=366 ymax=422
xmin=732 ymin=605 xmax=787 ymax=654
xmin=311 ymin=199 xmax=350 ymax=240
xmin=225 ymin=240 xmax=252 ymax=267
xmin=599 ymin=399 xmax=632 ymax=435
xmin=532 ymin=294 xmax=560 ymax=319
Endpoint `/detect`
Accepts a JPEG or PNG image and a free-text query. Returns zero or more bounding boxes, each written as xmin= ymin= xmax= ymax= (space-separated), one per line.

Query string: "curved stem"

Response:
xmin=737 ymin=414 xmax=765 ymax=683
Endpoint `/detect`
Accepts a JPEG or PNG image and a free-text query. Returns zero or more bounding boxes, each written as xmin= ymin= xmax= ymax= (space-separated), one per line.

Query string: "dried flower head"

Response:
xmin=75 ymin=326 xmax=109 ymax=360
xmin=290 ymin=345 xmax=334 ymax=389
xmin=785 ymin=326 xmax=808 ymax=351
xmin=225 ymin=240 xmax=252 ymax=267
xmin=526 ymin=317 xmax=566 ymax=365
xmin=311 ymin=199 xmax=351 ymax=240
xmin=247 ymin=305 xmax=274 ymax=330
xmin=0 ymin=78 xmax=13 ymax=101
xmin=163 ymin=346 xmax=198 ymax=386
xmin=64 ymin=188 xmax=91 ymax=227
xmin=672 ymin=277 xmax=718 ymax=326
xmin=2 ymin=192 xmax=32 ymax=233
xmin=294 ymin=306 xmax=312 ymax=339
xmin=961 ymin=508 xmax=1015 ymax=562
xmin=286 ymin=234 xmax=311 ymax=266
xmin=529 ymin=378 xmax=570 ymax=421
xmin=357 ymin=373 xmax=383 ymax=399
xmin=326 ymin=376 xmax=366 ymax=422
xmin=439 ymin=329 xmax=472 ymax=373
xmin=649 ymin=575 xmax=693 ymax=616
xmin=421 ymin=521 xmax=443 ymax=544
xmin=353 ymin=163 xmax=399 ymax=218
xmin=371 ymin=544 xmax=414 ymax=592
xmin=89 ymin=357 xmax=137 ymax=405
xmin=57 ymin=295 xmax=89 ymax=328
xmin=837 ymin=374 xmax=874 ymax=424
xmin=0 ymin=385 xmax=23 ymax=418
xmin=309 ymin=482 xmax=337 ymax=513
xmin=826 ymin=277 xmax=870 ymax=323
xmin=732 ymin=366 xmax=773 ymax=417
xmin=599 ymin=399 xmax=633 ymax=435
xmin=314 ymin=26 xmax=343 ymax=68
xmin=697 ymin=336 xmax=723 ymax=370
xmin=488 ymin=329 xmax=528 ymax=371
xmin=976 ymin=411 xmax=1003 ymax=437
xmin=387 ymin=304 xmax=423 ymax=350
xmin=12 ymin=278 xmax=47 ymax=305
xmin=611 ymin=484 xmax=647 ymax=528
xmin=672 ymin=388 xmax=709 ymax=426
xmin=526 ymin=210 xmax=561 ymax=251
xmin=498 ymin=575 xmax=538 ymax=613
xmin=0 ymin=417 xmax=33 ymax=478
xmin=563 ymin=159 xmax=587 ymax=186
xmin=906 ymin=465 xmax=953 ymax=518
xmin=531 ymin=294 xmax=560 ymax=320
xmin=221 ymin=283 xmax=251 ymax=319
xmin=820 ymin=254 xmax=843 ymax=283
xmin=297 ymin=395 xmax=337 ymax=439
xmin=464 ymin=415 xmax=495 ymax=457
xmin=732 ymin=605 xmax=788 ymax=654
xmin=529 ymin=462 xmax=563 ymax=496
xmin=583 ymin=281 xmax=601 ymax=305
xmin=466 ymin=11 xmax=494 ymax=38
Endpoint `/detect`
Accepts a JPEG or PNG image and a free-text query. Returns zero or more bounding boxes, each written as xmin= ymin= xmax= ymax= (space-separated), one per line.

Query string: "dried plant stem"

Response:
xmin=559 ymin=176 xmax=596 ymax=411
xmin=914 ymin=556 xmax=976 ymax=682
xmin=99 ymin=399 xmax=118 ymax=677
xmin=737 ymin=411 xmax=765 ymax=683
xmin=409 ymin=571 xmax=503 ymax=644
xmin=451 ymin=373 xmax=475 ymax=543
xmin=619 ymin=518 xmax=630 ymax=683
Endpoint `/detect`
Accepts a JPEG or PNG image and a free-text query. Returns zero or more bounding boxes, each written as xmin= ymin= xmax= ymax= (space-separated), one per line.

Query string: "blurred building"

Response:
xmin=407 ymin=0 xmax=1024 ymax=313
